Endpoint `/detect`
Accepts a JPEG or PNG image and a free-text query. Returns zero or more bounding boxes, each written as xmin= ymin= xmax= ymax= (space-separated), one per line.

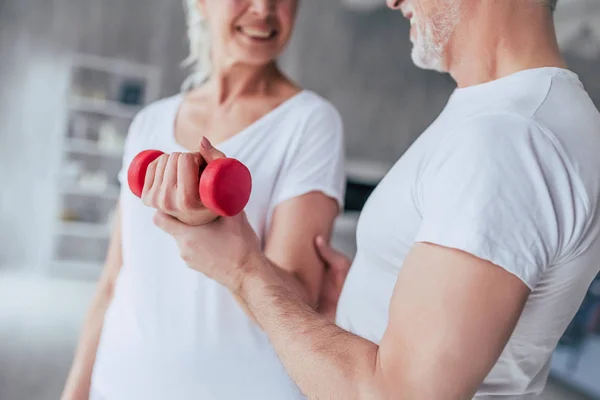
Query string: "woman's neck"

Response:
xmin=207 ymin=61 xmax=283 ymax=106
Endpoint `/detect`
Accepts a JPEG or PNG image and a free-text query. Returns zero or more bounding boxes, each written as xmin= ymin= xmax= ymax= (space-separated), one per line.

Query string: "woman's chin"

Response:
xmin=229 ymin=50 xmax=280 ymax=68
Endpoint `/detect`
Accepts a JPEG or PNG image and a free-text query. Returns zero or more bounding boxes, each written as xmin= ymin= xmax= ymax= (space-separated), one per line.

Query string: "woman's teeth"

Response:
xmin=241 ymin=27 xmax=275 ymax=39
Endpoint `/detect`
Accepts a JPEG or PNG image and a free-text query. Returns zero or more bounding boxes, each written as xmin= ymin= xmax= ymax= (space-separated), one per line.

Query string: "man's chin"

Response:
xmin=411 ymin=47 xmax=447 ymax=73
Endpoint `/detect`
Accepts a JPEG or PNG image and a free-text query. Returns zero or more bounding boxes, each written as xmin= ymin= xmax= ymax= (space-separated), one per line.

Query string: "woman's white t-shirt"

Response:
xmin=91 ymin=91 xmax=346 ymax=400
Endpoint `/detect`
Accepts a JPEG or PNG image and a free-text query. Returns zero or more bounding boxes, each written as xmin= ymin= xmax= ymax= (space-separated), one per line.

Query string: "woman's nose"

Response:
xmin=249 ymin=0 xmax=275 ymax=17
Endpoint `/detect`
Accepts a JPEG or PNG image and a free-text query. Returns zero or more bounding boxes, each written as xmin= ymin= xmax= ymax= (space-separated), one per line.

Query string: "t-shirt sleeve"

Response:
xmin=117 ymin=110 xmax=147 ymax=186
xmin=270 ymin=101 xmax=346 ymax=210
xmin=414 ymin=113 xmax=586 ymax=289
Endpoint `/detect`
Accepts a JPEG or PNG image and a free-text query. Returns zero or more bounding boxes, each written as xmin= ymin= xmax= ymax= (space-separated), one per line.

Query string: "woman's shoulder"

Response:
xmin=278 ymin=91 xmax=343 ymax=135
xmin=133 ymin=93 xmax=184 ymax=125
xmin=291 ymin=91 xmax=341 ymax=119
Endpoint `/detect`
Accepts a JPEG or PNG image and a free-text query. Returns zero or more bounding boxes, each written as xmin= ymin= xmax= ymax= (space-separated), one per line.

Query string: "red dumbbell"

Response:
xmin=127 ymin=150 xmax=252 ymax=217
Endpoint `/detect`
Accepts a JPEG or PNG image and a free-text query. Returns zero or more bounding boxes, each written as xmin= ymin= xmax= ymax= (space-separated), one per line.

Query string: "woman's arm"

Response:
xmin=61 ymin=205 xmax=123 ymax=400
xmin=264 ymin=192 xmax=339 ymax=306
xmin=232 ymin=192 xmax=338 ymax=320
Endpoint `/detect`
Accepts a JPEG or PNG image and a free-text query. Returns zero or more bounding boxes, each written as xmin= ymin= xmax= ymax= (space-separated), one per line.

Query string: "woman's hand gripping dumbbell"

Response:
xmin=127 ymin=137 xmax=252 ymax=226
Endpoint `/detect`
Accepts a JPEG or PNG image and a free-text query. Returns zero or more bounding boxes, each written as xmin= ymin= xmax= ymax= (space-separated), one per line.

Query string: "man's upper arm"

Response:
xmin=369 ymin=115 xmax=577 ymax=398
xmin=264 ymin=192 xmax=339 ymax=305
xmin=376 ymin=242 xmax=530 ymax=399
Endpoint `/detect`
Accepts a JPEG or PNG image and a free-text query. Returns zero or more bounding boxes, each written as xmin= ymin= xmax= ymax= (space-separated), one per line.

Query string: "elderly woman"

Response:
xmin=61 ymin=1 xmax=345 ymax=399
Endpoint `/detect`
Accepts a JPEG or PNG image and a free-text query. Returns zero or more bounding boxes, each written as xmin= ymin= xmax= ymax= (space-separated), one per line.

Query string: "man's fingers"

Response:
xmin=199 ymin=136 xmax=226 ymax=163
xmin=315 ymin=236 xmax=347 ymax=268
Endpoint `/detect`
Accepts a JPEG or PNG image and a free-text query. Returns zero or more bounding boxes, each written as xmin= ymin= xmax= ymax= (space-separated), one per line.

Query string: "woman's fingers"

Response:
xmin=177 ymin=153 xmax=203 ymax=210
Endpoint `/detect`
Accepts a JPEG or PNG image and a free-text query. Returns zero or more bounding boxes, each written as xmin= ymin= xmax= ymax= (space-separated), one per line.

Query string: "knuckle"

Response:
xmin=183 ymin=194 xmax=199 ymax=210
xmin=181 ymin=251 xmax=192 ymax=263
xmin=176 ymin=186 xmax=200 ymax=210
xmin=158 ymin=192 xmax=173 ymax=212
xmin=141 ymin=192 xmax=154 ymax=207
xmin=183 ymin=238 xmax=196 ymax=250
xmin=191 ymin=153 xmax=204 ymax=167
xmin=170 ymin=152 xmax=181 ymax=163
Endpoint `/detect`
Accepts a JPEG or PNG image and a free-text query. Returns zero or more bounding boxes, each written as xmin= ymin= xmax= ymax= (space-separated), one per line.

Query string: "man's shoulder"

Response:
xmin=448 ymin=111 xmax=545 ymax=148
xmin=459 ymin=68 xmax=590 ymax=125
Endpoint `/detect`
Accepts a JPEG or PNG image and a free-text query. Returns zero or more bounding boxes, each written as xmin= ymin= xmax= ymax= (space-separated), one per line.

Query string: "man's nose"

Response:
xmin=386 ymin=0 xmax=403 ymax=10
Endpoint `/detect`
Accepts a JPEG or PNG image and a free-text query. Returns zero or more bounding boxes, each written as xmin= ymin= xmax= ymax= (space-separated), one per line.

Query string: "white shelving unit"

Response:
xmin=48 ymin=54 xmax=160 ymax=280
xmin=60 ymin=185 xmax=121 ymax=200
xmin=69 ymin=96 xmax=141 ymax=120
xmin=65 ymin=138 xmax=123 ymax=158
xmin=58 ymin=221 xmax=112 ymax=239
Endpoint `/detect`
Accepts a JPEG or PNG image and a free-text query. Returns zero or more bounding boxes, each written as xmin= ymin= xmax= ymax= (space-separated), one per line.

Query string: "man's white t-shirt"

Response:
xmin=337 ymin=68 xmax=600 ymax=398
xmin=91 ymin=91 xmax=346 ymax=400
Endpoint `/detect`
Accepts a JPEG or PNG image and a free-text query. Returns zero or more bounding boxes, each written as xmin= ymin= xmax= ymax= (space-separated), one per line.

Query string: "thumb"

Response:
xmin=199 ymin=136 xmax=226 ymax=163
xmin=315 ymin=236 xmax=348 ymax=269
xmin=153 ymin=211 xmax=185 ymax=235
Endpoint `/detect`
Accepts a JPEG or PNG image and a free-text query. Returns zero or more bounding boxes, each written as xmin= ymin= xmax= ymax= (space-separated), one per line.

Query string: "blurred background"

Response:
xmin=0 ymin=0 xmax=599 ymax=399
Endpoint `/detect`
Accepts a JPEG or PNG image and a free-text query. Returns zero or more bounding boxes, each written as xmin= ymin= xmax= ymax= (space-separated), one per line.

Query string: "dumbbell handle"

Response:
xmin=127 ymin=150 xmax=252 ymax=217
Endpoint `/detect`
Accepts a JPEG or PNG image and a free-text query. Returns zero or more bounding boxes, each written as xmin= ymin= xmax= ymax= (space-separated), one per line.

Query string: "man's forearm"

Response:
xmin=235 ymin=258 xmax=318 ymax=322
xmin=239 ymin=254 xmax=382 ymax=399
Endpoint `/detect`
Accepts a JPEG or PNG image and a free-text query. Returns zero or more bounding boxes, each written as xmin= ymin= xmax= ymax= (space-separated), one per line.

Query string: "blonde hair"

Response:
xmin=182 ymin=0 xmax=212 ymax=90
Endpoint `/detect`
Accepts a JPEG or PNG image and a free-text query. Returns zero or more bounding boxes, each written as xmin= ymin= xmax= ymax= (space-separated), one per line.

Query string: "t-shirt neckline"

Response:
xmin=169 ymin=90 xmax=309 ymax=152
xmin=452 ymin=67 xmax=581 ymax=98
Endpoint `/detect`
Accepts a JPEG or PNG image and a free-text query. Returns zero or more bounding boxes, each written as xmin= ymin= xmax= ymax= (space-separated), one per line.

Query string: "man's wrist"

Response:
xmin=236 ymin=250 xmax=276 ymax=299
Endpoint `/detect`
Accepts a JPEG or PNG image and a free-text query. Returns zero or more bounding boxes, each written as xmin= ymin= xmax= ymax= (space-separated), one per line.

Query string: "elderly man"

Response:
xmin=151 ymin=0 xmax=600 ymax=398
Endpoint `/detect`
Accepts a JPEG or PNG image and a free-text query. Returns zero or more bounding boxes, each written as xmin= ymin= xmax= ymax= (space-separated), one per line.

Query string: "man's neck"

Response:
xmin=448 ymin=3 xmax=567 ymax=88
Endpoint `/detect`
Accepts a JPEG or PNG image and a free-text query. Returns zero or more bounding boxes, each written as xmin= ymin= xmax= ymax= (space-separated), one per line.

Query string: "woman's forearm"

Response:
xmin=62 ymin=206 xmax=122 ymax=400
xmin=61 ymin=279 xmax=115 ymax=400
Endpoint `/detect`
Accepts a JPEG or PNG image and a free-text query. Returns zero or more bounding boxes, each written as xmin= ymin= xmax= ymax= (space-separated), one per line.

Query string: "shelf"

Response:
xmin=70 ymin=54 xmax=161 ymax=81
xmin=49 ymin=54 xmax=160 ymax=281
xmin=51 ymin=260 xmax=104 ymax=281
xmin=68 ymin=96 xmax=141 ymax=119
xmin=58 ymin=221 xmax=111 ymax=239
xmin=52 ymin=260 xmax=104 ymax=270
xmin=65 ymin=138 xmax=123 ymax=158
xmin=61 ymin=185 xmax=120 ymax=200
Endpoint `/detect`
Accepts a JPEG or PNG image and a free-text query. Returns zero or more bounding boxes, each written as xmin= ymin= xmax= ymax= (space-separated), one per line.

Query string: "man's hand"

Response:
xmin=150 ymin=137 xmax=266 ymax=292
xmin=154 ymin=211 xmax=263 ymax=293
xmin=141 ymin=137 xmax=221 ymax=226
xmin=315 ymin=236 xmax=352 ymax=319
